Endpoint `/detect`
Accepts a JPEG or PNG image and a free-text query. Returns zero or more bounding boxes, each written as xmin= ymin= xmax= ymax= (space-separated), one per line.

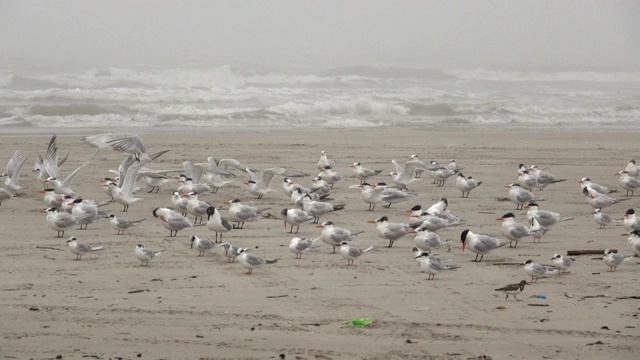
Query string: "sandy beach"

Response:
xmin=1 ymin=127 xmax=639 ymax=360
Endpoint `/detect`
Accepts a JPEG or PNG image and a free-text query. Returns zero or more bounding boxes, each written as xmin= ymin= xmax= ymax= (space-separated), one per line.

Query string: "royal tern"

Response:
xmin=582 ymin=187 xmax=628 ymax=209
xmin=170 ymin=190 xmax=189 ymax=216
xmin=104 ymin=134 xmax=154 ymax=161
xmin=190 ymin=235 xmax=215 ymax=257
xmin=152 ymin=207 xmax=193 ymax=237
xmin=109 ymin=154 xmax=160 ymax=212
xmin=66 ymin=236 xmax=103 ymax=261
xmin=495 ymin=280 xmax=529 ymax=301
xmin=139 ymin=172 xmax=172 ymax=193
xmin=412 ymin=211 xmax=462 ymax=232
xmin=551 ymin=253 xmax=575 ymax=274
xmin=517 ymin=166 xmax=538 ymax=191
xmin=455 ymin=173 xmax=482 ymax=198
xmin=525 ymin=203 xmax=574 ymax=230
xmin=282 ymin=177 xmax=309 ymax=198
xmin=431 ymin=167 xmax=458 ymax=187
xmin=529 ymin=218 xmax=547 ymax=243
xmin=317 ymin=150 xmax=333 ymax=171
xmin=205 ymin=206 xmax=232 ymax=242
xmin=318 ymin=165 xmax=341 ymax=188
xmin=496 ymin=212 xmax=532 ymax=248
xmin=413 ymin=228 xmax=451 ymax=253
xmin=108 ymin=214 xmax=145 ymax=235
xmin=350 ymin=182 xmax=385 ymax=211
xmin=578 ymin=177 xmax=617 ymax=195
xmin=408 ymin=155 xmax=427 ymax=178
xmin=522 ymin=259 xmax=558 ymax=283
xmin=340 ymin=242 xmax=374 ymax=266
xmin=236 ymin=248 xmax=278 ymax=275
xmin=529 ymin=165 xmax=566 ymax=190
xmin=39 ymin=189 xmax=64 ymax=208
xmin=460 ymin=229 xmax=506 ymax=262
xmin=388 ymin=158 xmax=424 ymax=188
xmin=615 ymin=170 xmax=640 ymax=196
xmin=414 ymin=251 xmax=457 ymax=280
xmin=217 ymin=242 xmax=241 ymax=262
xmin=183 ymin=191 xmax=211 ymax=224
xmin=622 ymin=209 xmax=640 ymax=234
xmin=245 ymin=167 xmax=308 ymax=199
xmin=351 ymin=162 xmax=383 ymax=184
xmin=447 ymin=159 xmax=461 ymax=172
xmin=135 ymin=244 xmax=162 ymax=266
xmin=223 ymin=199 xmax=270 ymax=229
xmin=66 ymin=198 xmax=106 ymax=230
xmin=367 ymin=216 xmax=422 ymax=248
xmin=316 ymin=221 xmax=363 ymax=253
xmin=41 ymin=207 xmax=77 ymax=237
xmin=377 ymin=184 xmax=418 ymax=208
xmin=2 ymin=149 xmax=30 ymax=195
xmin=33 ymin=141 xmax=68 ymax=189
xmin=593 ymin=208 xmax=621 ymax=229
xmin=624 ymin=160 xmax=640 ymax=178
xmin=281 ymin=208 xmax=314 ymax=233
xmin=603 ymin=249 xmax=633 ymax=272
xmin=289 ymin=237 xmax=321 ymax=259
xmin=505 ymin=183 xmax=542 ymax=210
xmin=302 ymin=195 xmax=345 ymax=223
xmin=311 ymin=176 xmax=332 ymax=196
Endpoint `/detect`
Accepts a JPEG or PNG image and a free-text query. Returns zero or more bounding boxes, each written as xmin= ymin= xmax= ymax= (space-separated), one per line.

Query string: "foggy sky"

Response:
xmin=1 ymin=0 xmax=639 ymax=71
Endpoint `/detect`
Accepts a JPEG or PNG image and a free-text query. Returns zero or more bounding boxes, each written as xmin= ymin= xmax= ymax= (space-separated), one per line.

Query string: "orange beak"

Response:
xmin=496 ymin=217 xmax=503 ymax=221
xmin=366 ymin=220 xmax=377 ymax=224
xmin=38 ymin=209 xmax=47 ymax=214
xmin=462 ymin=243 xmax=466 ymax=252
xmin=242 ymin=181 xmax=248 ymax=185
xmin=38 ymin=190 xmax=45 ymax=194
xmin=315 ymin=225 xmax=324 ymax=228
xmin=223 ymin=201 xmax=231 ymax=205
xmin=503 ymin=185 xmax=511 ymax=188
xmin=283 ymin=221 xmax=287 ymax=229
xmin=523 ymin=205 xmax=530 ymax=209
xmin=405 ymin=210 xmax=413 ymax=214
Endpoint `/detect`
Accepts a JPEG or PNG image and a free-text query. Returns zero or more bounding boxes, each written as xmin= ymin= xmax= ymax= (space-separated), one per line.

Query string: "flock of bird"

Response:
xmin=1 ymin=133 xmax=639 ymax=301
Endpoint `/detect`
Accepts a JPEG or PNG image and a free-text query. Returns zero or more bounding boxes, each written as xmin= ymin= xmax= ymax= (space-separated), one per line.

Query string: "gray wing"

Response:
xmin=166 ymin=214 xmax=193 ymax=230
xmin=347 ymin=247 xmax=364 ymax=258
xmin=245 ymin=253 xmax=266 ymax=267
xmin=6 ymin=150 xmax=30 ymax=184
xmin=63 ymin=148 xmax=101 ymax=188
xmin=117 ymin=154 xmax=137 ymax=188
xmin=509 ymin=223 xmax=531 ymax=238
xmin=75 ymin=242 xmax=93 ymax=254
xmin=182 ymin=161 xmax=194 ymax=178
xmin=107 ymin=134 xmax=146 ymax=154
xmin=219 ymin=158 xmax=257 ymax=172
xmin=82 ymin=133 xmax=117 ymax=148
xmin=207 ymin=157 xmax=236 ymax=177
xmin=43 ymin=135 xmax=63 ymax=179
xmin=475 ymin=235 xmax=503 ymax=252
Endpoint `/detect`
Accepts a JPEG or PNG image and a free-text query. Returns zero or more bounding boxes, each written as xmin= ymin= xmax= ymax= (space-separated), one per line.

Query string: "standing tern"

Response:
xmin=525 ymin=203 xmax=574 ymax=231
xmin=205 ymin=206 xmax=232 ymax=242
xmin=190 ymin=235 xmax=215 ymax=257
xmin=316 ymin=221 xmax=363 ymax=253
xmin=318 ymin=165 xmax=341 ymax=188
xmin=622 ymin=209 xmax=640 ymax=234
xmin=108 ymin=214 xmax=145 ymax=235
xmin=183 ymin=191 xmax=210 ymax=224
xmin=496 ymin=212 xmax=532 ymax=248
xmin=135 ymin=244 xmax=162 ymax=266
xmin=316 ymin=150 xmax=334 ymax=171
xmin=625 ymin=230 xmax=640 ymax=257
xmin=414 ymin=251 xmax=458 ymax=280
xmin=367 ymin=216 xmax=422 ymax=248
xmin=413 ymin=228 xmax=451 ymax=253
xmin=289 ymin=237 xmax=321 ymax=259
xmin=593 ymin=208 xmax=621 ymax=229
xmin=582 ymin=187 xmax=628 ymax=209
xmin=351 ymin=162 xmax=383 ymax=184
xmin=505 ymin=183 xmax=542 ymax=210
xmin=615 ymin=170 xmax=640 ymax=196
xmin=551 ymin=253 xmax=575 ymax=274
xmin=456 ymin=173 xmax=482 ymax=198
xmin=280 ymin=208 xmax=314 ymax=233
xmin=602 ymin=249 xmax=633 ymax=272
xmin=66 ymin=236 xmax=103 ymax=261
xmin=66 ymin=198 xmax=106 ymax=230
xmin=236 ymin=248 xmax=278 ymax=275
xmin=529 ymin=165 xmax=566 ymax=190
xmin=460 ymin=229 xmax=506 ymax=262
xmin=578 ymin=177 xmax=617 ymax=195
xmin=302 ymin=195 xmax=346 ymax=223
xmin=522 ymin=259 xmax=558 ymax=283
xmin=217 ymin=242 xmax=241 ymax=262
xmin=495 ymin=280 xmax=529 ymax=301
xmin=41 ymin=207 xmax=77 ymax=237
xmin=223 ymin=199 xmax=270 ymax=229
xmin=340 ymin=242 xmax=374 ymax=266
xmin=152 ymin=207 xmax=193 ymax=237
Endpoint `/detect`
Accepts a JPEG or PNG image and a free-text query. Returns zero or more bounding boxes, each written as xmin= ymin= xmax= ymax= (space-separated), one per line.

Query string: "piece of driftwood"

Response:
xmin=127 ymin=289 xmax=147 ymax=294
xmin=527 ymin=304 xmax=549 ymax=307
xmin=266 ymin=294 xmax=289 ymax=299
xmin=566 ymin=249 xmax=616 ymax=256
xmin=35 ymin=246 xmax=64 ymax=252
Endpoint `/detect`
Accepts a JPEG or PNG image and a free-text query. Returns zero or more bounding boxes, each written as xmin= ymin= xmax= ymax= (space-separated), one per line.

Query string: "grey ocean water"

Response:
xmin=1 ymin=64 xmax=639 ymax=129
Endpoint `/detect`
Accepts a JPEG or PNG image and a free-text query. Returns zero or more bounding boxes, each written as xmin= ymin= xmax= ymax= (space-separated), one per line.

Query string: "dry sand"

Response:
xmin=1 ymin=128 xmax=639 ymax=360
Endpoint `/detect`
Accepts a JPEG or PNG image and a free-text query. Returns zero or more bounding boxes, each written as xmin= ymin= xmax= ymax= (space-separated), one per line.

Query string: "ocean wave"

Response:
xmin=268 ymin=98 xmax=408 ymax=116
xmin=29 ymin=104 xmax=135 ymax=116
xmin=446 ymin=68 xmax=640 ymax=82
